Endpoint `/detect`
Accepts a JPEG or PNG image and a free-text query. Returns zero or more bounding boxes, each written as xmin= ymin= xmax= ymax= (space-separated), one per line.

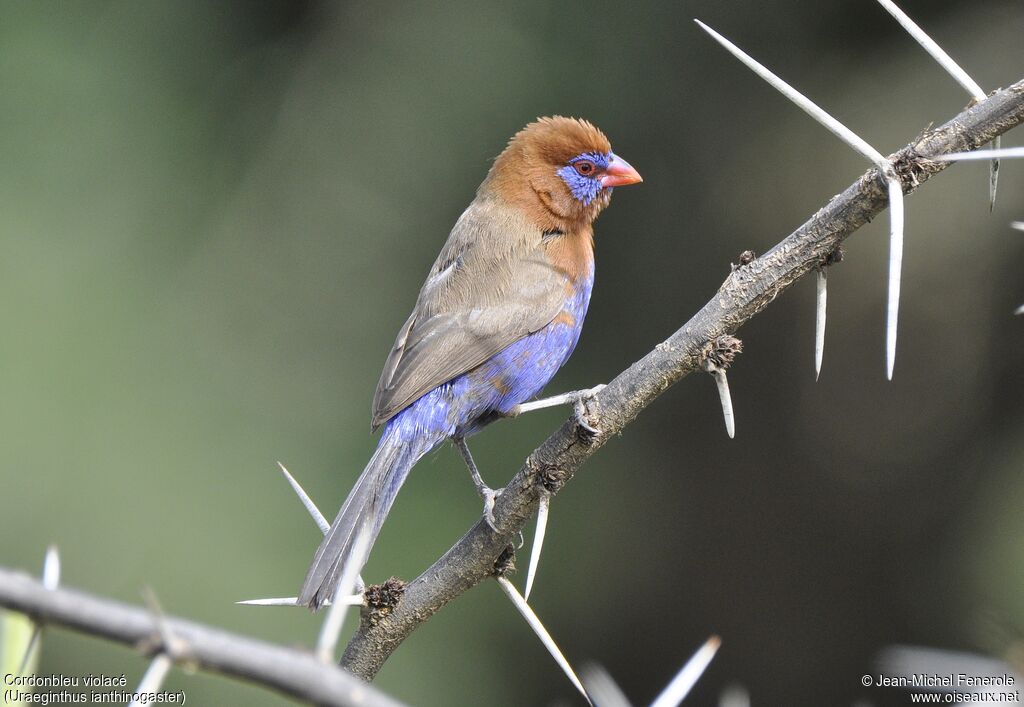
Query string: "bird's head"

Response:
xmin=484 ymin=116 xmax=642 ymax=231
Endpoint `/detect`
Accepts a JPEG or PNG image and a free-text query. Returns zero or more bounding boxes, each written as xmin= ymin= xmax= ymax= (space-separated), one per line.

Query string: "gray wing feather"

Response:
xmin=371 ymin=198 xmax=566 ymax=428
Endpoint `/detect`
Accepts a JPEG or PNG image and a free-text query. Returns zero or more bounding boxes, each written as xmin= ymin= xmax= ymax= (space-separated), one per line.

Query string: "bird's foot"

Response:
xmin=479 ymin=485 xmax=503 ymax=531
xmin=572 ymin=384 xmax=605 ymax=438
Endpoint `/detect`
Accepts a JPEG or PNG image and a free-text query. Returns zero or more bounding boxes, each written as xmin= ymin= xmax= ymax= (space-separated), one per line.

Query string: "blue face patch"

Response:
xmin=557 ymin=151 xmax=611 ymax=205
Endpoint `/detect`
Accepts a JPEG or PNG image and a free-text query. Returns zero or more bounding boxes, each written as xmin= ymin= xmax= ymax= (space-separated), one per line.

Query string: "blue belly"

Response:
xmin=384 ymin=266 xmax=594 ymax=443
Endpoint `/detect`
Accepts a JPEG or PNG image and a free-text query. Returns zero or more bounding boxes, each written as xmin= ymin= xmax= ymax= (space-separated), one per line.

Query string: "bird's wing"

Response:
xmin=371 ymin=199 xmax=568 ymax=428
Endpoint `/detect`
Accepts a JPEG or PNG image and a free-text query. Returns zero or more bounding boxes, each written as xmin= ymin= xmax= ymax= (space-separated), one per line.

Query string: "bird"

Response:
xmin=298 ymin=116 xmax=642 ymax=610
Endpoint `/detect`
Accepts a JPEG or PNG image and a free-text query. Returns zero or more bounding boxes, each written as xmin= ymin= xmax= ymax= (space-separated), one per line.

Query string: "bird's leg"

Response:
xmin=454 ymin=437 xmax=500 ymax=531
xmin=507 ymin=384 xmax=606 ymax=415
xmin=506 ymin=384 xmax=606 ymax=435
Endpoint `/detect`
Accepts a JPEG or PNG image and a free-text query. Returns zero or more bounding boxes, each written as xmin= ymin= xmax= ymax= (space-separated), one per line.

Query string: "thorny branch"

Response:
xmin=339 ymin=77 xmax=1024 ymax=680
xmin=0 ymin=568 xmax=402 ymax=707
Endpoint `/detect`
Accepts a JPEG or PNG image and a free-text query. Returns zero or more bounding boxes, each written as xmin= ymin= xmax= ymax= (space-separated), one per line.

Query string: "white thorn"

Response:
xmin=876 ymin=0 xmax=999 ymax=207
xmin=718 ymin=685 xmax=752 ymax=707
xmin=141 ymin=587 xmax=185 ymax=662
xmin=1015 ymin=304 xmax=1024 ymax=316
xmin=989 ymin=136 xmax=1000 ymax=210
xmin=649 ymin=635 xmax=722 ymax=707
xmin=266 ymin=467 xmax=365 ymax=599
xmin=1011 ymin=222 xmax=1024 ymax=231
xmin=496 ymin=576 xmax=591 ymax=705
xmin=19 ymin=546 xmax=62 ymax=673
xmin=42 ymin=546 xmax=60 ymax=590
xmin=235 ymin=595 xmax=362 ymax=607
xmin=524 ymin=492 xmax=550 ymax=602
xmin=875 ymin=0 xmax=984 ymax=98
xmin=315 ymin=523 xmax=370 ymax=662
xmin=237 ymin=596 xmax=302 ymax=606
xmin=581 ymin=664 xmax=632 ymax=707
xmin=713 ymin=371 xmax=735 ymax=439
xmin=278 ymin=462 xmax=330 ymax=535
xmin=129 ymin=654 xmax=173 ymax=707
xmin=885 ymin=173 xmax=905 ymax=381
xmin=18 ymin=629 xmax=41 ymax=676
xmin=694 ymin=19 xmax=886 ymax=167
xmin=935 ymin=147 xmax=1024 ymax=161
xmin=815 ymin=269 xmax=827 ymax=380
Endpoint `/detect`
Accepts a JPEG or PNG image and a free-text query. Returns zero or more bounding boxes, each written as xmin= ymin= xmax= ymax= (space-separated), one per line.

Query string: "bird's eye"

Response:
xmin=574 ymin=160 xmax=596 ymax=176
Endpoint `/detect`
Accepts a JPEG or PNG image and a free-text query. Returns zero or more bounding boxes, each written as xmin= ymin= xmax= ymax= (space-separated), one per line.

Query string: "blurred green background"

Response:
xmin=1 ymin=1 xmax=1022 ymax=705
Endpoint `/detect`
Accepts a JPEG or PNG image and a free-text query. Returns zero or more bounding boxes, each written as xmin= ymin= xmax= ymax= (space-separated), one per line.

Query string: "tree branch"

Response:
xmin=340 ymin=77 xmax=1024 ymax=679
xmin=0 ymin=568 xmax=403 ymax=707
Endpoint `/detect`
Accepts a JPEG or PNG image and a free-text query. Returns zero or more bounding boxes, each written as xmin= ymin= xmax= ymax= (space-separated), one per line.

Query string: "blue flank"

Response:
xmin=378 ymin=264 xmax=595 ymax=498
xmin=385 ymin=263 xmax=594 ymax=442
xmin=556 ymin=151 xmax=611 ymax=205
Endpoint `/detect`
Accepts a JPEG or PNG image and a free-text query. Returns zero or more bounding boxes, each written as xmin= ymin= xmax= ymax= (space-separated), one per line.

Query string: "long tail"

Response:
xmin=298 ymin=427 xmax=432 ymax=610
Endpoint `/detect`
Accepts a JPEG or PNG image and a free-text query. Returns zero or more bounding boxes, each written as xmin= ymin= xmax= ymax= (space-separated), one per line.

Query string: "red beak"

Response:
xmin=600 ymin=153 xmax=643 ymax=187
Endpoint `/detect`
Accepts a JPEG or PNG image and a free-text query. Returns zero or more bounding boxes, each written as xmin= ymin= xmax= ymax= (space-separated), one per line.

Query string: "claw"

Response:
xmin=481 ymin=487 xmax=500 ymax=531
xmin=572 ymin=385 xmax=605 ymax=437
xmin=574 ymin=398 xmax=600 ymax=436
